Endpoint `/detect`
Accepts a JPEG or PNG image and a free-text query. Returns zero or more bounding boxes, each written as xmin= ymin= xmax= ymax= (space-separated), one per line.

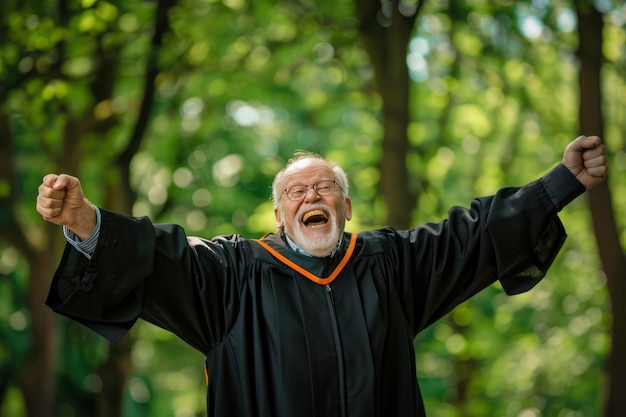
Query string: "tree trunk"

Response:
xmin=18 ymin=251 xmax=59 ymax=417
xmin=575 ymin=3 xmax=626 ymax=416
xmin=93 ymin=0 xmax=178 ymax=415
xmin=0 ymin=107 xmax=59 ymax=417
xmin=94 ymin=339 xmax=133 ymax=417
xmin=353 ymin=0 xmax=422 ymax=229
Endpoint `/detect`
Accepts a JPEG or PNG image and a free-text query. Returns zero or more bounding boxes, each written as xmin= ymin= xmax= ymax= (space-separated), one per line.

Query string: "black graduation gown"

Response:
xmin=45 ymin=164 xmax=584 ymax=417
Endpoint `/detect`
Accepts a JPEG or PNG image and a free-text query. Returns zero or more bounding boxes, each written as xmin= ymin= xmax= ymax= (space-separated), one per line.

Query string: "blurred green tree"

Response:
xmin=575 ymin=1 xmax=626 ymax=416
xmin=1 ymin=0 xmax=625 ymax=416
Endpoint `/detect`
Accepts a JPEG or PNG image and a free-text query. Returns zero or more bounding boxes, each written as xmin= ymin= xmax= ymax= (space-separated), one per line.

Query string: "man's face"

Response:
xmin=274 ymin=158 xmax=352 ymax=257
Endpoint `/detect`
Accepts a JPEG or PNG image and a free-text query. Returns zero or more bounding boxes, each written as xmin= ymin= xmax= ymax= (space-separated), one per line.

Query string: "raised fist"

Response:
xmin=562 ymin=135 xmax=608 ymax=190
xmin=36 ymin=174 xmax=96 ymax=240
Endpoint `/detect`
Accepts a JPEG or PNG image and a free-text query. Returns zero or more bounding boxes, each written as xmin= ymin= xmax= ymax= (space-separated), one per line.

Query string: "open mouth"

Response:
xmin=302 ymin=209 xmax=329 ymax=227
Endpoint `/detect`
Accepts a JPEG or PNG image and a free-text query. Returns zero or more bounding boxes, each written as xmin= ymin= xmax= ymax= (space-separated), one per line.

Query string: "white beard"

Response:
xmin=283 ymin=203 xmax=345 ymax=257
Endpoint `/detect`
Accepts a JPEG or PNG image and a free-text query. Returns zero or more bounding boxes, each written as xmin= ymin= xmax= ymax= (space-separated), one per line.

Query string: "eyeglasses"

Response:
xmin=282 ymin=180 xmax=340 ymax=201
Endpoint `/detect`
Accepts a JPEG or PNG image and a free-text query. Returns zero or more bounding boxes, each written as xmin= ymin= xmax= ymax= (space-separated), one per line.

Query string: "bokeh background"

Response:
xmin=1 ymin=0 xmax=625 ymax=416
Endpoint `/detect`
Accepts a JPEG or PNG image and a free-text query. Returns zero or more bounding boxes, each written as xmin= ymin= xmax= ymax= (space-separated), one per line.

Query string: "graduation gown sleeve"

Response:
xmin=390 ymin=163 xmax=585 ymax=334
xmin=45 ymin=208 xmax=247 ymax=352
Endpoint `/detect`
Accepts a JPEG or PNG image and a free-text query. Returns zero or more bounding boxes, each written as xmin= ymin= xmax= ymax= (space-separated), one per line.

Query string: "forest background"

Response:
xmin=1 ymin=0 xmax=625 ymax=416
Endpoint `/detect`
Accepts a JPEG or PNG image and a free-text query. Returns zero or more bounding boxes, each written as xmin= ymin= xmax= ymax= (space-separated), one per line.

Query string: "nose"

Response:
xmin=303 ymin=186 xmax=321 ymax=202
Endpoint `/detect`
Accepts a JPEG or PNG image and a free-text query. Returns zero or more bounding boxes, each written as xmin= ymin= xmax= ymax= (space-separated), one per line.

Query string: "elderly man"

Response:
xmin=37 ymin=135 xmax=607 ymax=417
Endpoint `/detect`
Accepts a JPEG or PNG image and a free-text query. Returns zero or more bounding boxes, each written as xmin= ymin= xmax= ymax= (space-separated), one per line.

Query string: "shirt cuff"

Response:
xmin=63 ymin=207 xmax=101 ymax=259
xmin=540 ymin=164 xmax=586 ymax=211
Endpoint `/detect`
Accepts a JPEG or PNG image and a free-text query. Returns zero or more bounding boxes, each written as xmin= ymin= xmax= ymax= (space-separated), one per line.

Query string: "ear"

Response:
xmin=274 ymin=207 xmax=284 ymax=228
xmin=344 ymin=197 xmax=352 ymax=221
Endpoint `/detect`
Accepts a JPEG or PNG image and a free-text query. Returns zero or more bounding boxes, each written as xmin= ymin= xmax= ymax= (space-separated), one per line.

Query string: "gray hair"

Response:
xmin=271 ymin=152 xmax=349 ymax=207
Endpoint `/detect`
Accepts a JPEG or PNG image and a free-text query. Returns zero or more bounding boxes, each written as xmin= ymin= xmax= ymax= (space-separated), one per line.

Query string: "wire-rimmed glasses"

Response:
xmin=282 ymin=180 xmax=340 ymax=201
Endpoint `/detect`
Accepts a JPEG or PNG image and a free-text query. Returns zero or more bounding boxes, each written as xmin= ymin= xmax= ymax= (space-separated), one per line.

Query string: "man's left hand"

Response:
xmin=562 ymin=135 xmax=607 ymax=190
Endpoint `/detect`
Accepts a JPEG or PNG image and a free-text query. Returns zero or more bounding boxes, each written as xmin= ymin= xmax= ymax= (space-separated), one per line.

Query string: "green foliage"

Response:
xmin=408 ymin=2 xmax=624 ymax=416
xmin=0 ymin=266 xmax=29 ymax=413
xmin=2 ymin=0 xmax=625 ymax=416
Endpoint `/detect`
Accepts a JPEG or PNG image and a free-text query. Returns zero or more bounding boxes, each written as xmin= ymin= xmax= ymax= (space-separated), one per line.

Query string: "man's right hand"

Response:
xmin=36 ymin=174 xmax=96 ymax=241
